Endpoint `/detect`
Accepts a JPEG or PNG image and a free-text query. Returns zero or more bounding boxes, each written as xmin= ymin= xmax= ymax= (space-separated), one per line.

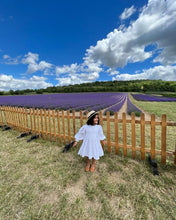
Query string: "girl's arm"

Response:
xmin=73 ymin=125 xmax=86 ymax=147
xmin=73 ymin=141 xmax=78 ymax=147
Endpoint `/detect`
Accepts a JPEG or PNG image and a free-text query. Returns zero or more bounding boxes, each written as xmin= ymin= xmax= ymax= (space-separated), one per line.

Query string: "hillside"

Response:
xmin=1 ymin=80 xmax=176 ymax=95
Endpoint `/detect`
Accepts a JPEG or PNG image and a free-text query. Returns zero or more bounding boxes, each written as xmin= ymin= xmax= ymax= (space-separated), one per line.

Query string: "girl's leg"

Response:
xmin=90 ymin=158 xmax=96 ymax=172
xmin=85 ymin=157 xmax=91 ymax=172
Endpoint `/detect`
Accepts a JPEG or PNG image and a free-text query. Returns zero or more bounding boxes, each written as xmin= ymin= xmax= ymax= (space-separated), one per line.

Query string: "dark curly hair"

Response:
xmin=87 ymin=113 xmax=99 ymax=125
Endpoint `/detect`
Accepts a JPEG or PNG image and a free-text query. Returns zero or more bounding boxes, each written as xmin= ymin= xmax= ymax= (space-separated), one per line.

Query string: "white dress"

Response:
xmin=75 ymin=124 xmax=106 ymax=160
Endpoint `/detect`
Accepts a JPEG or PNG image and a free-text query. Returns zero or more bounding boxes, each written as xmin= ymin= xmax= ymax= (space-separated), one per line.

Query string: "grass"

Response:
xmin=129 ymin=94 xmax=176 ymax=121
xmin=0 ymin=128 xmax=176 ymax=219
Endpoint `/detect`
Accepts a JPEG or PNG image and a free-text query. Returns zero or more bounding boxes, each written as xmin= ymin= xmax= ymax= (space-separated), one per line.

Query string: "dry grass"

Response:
xmin=0 ymin=128 xmax=176 ymax=220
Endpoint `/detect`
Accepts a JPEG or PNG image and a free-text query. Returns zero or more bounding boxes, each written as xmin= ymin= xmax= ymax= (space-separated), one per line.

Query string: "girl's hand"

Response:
xmin=73 ymin=141 xmax=78 ymax=147
xmin=103 ymin=140 xmax=107 ymax=145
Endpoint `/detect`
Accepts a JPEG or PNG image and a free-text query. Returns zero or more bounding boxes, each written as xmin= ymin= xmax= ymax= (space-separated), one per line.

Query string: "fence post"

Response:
xmin=140 ymin=113 xmax=145 ymax=160
xmin=80 ymin=111 xmax=83 ymax=127
xmin=131 ymin=113 xmax=136 ymax=159
xmin=151 ymin=114 xmax=155 ymax=159
xmin=123 ymin=113 xmax=127 ymax=156
xmin=37 ymin=109 xmax=40 ymax=135
xmin=161 ymin=114 xmax=167 ymax=164
xmin=33 ymin=108 xmax=37 ymax=134
xmin=107 ymin=111 xmax=111 ymax=153
xmin=99 ymin=111 xmax=105 ymax=150
xmin=114 ymin=112 xmax=119 ymax=155
xmin=53 ymin=110 xmax=57 ymax=142
xmin=62 ymin=110 xmax=66 ymax=144
xmin=13 ymin=107 xmax=17 ymax=128
xmin=57 ymin=110 xmax=61 ymax=143
xmin=72 ymin=110 xmax=76 ymax=136
xmin=40 ymin=109 xmax=44 ymax=138
xmin=44 ymin=109 xmax=48 ymax=140
xmin=48 ymin=110 xmax=52 ymax=141
xmin=67 ymin=110 xmax=71 ymax=143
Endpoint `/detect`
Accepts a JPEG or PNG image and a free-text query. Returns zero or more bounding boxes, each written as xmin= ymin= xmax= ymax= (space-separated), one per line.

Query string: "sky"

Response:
xmin=0 ymin=0 xmax=176 ymax=91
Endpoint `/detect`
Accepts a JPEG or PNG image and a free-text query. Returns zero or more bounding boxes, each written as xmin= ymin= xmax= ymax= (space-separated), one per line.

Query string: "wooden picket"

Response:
xmin=0 ymin=106 xmax=176 ymax=165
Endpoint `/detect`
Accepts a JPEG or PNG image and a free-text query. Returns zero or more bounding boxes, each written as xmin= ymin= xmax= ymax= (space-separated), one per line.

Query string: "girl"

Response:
xmin=73 ymin=110 xmax=106 ymax=172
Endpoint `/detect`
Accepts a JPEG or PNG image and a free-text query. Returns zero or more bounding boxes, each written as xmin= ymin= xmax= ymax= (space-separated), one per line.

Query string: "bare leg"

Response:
xmin=85 ymin=157 xmax=91 ymax=172
xmin=90 ymin=158 xmax=96 ymax=172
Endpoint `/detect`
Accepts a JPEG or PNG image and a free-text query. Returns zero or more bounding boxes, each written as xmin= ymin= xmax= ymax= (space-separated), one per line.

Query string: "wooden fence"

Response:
xmin=0 ymin=106 xmax=176 ymax=165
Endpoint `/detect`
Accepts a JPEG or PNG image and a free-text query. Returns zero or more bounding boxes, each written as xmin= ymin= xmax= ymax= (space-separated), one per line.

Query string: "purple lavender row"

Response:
xmin=104 ymin=94 xmax=128 ymax=114
xmin=0 ymin=93 xmax=128 ymax=111
xmin=131 ymin=93 xmax=176 ymax=102
xmin=127 ymin=95 xmax=142 ymax=115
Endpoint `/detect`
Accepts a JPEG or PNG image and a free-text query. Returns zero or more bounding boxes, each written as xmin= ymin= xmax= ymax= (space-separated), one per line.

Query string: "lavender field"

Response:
xmin=131 ymin=93 xmax=176 ymax=102
xmin=0 ymin=92 xmax=142 ymax=115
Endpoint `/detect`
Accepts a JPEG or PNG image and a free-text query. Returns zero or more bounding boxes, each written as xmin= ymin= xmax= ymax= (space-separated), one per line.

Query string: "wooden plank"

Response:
xmin=30 ymin=108 xmax=33 ymax=133
xmin=123 ymin=113 xmax=127 ymax=156
xmin=99 ymin=111 xmax=104 ymax=151
xmin=107 ymin=111 xmax=111 ymax=153
xmin=48 ymin=110 xmax=52 ymax=141
xmin=57 ymin=110 xmax=61 ymax=143
xmin=67 ymin=110 xmax=71 ymax=143
xmin=37 ymin=109 xmax=40 ymax=135
xmin=53 ymin=110 xmax=57 ymax=142
xmin=44 ymin=109 xmax=48 ymax=140
xmin=0 ymin=106 xmax=4 ymax=125
xmin=33 ymin=108 xmax=36 ymax=134
xmin=131 ymin=113 xmax=136 ymax=159
xmin=80 ymin=111 xmax=83 ymax=127
xmin=72 ymin=110 xmax=76 ymax=136
xmin=22 ymin=108 xmax=26 ymax=131
xmin=99 ymin=111 xmax=103 ymax=127
xmin=62 ymin=110 xmax=66 ymax=144
xmin=151 ymin=114 xmax=155 ymax=159
xmin=13 ymin=107 xmax=16 ymax=128
xmin=17 ymin=107 xmax=20 ymax=129
xmin=40 ymin=109 xmax=44 ymax=138
xmin=114 ymin=112 xmax=119 ymax=155
xmin=140 ymin=113 xmax=145 ymax=160
xmin=161 ymin=114 xmax=167 ymax=164
xmin=25 ymin=108 xmax=29 ymax=131
xmin=20 ymin=108 xmax=24 ymax=130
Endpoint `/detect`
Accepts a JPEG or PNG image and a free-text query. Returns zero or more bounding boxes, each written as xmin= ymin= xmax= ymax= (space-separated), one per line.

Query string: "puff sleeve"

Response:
xmin=75 ymin=125 xmax=86 ymax=142
xmin=98 ymin=125 xmax=106 ymax=140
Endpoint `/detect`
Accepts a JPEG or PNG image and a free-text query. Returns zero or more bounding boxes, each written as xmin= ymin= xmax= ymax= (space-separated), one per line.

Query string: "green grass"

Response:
xmin=129 ymin=94 xmax=176 ymax=121
xmin=0 ymin=129 xmax=176 ymax=219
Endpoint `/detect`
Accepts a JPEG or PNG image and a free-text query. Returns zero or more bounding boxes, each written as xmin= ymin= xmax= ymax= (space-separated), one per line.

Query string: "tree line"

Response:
xmin=0 ymin=80 xmax=176 ymax=96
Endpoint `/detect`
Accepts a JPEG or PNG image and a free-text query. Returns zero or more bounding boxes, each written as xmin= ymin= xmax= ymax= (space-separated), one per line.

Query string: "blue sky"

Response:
xmin=0 ymin=0 xmax=176 ymax=91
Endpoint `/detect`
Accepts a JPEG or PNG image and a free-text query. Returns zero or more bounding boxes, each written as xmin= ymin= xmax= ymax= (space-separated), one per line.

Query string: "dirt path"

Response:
xmin=71 ymin=98 xmax=153 ymax=121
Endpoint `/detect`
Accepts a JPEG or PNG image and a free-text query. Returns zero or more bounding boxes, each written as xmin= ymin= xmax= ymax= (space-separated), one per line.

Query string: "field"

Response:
xmin=0 ymin=129 xmax=176 ymax=220
xmin=0 ymin=92 xmax=176 ymax=120
xmin=0 ymin=93 xmax=142 ymax=115
xmin=129 ymin=94 xmax=176 ymax=121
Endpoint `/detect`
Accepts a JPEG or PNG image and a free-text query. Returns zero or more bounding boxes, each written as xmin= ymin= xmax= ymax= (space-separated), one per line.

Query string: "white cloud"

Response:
xmin=3 ymin=54 xmax=20 ymax=65
xmin=85 ymin=0 xmax=176 ymax=69
xmin=22 ymin=52 xmax=53 ymax=74
xmin=120 ymin=5 xmax=136 ymax=20
xmin=112 ymin=65 xmax=176 ymax=81
xmin=0 ymin=74 xmax=52 ymax=91
xmin=55 ymin=59 xmax=102 ymax=86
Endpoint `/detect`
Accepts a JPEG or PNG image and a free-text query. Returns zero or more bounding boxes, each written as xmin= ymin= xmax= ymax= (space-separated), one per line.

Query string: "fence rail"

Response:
xmin=0 ymin=106 xmax=176 ymax=165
